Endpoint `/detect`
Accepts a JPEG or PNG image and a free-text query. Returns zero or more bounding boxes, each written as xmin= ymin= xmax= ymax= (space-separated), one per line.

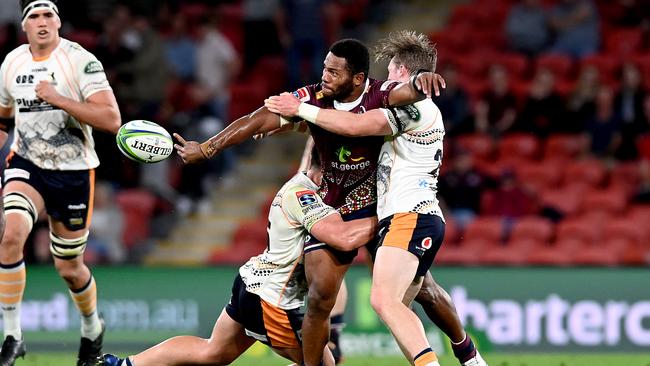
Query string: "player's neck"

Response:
xmin=29 ymin=36 xmax=61 ymax=60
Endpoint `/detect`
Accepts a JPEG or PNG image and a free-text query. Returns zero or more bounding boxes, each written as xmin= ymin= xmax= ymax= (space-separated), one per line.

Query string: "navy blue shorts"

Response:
xmin=3 ymin=154 xmax=93 ymax=231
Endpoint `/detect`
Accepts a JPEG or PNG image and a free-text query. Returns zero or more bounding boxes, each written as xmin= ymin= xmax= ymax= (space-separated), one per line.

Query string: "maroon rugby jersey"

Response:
xmin=293 ymin=78 xmax=398 ymax=214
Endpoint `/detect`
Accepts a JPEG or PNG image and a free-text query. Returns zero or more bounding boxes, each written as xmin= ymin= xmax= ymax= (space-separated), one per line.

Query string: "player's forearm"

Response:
xmin=387 ymin=80 xmax=426 ymax=107
xmin=327 ymin=217 xmax=378 ymax=251
xmin=298 ymin=104 xmax=387 ymax=136
xmin=55 ymin=96 xmax=121 ymax=133
xmin=200 ymin=107 xmax=281 ymax=159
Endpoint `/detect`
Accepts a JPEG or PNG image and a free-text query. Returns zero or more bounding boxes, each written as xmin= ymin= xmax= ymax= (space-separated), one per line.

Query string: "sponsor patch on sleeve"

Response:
xmin=296 ymin=190 xmax=318 ymax=207
xmin=84 ymin=61 xmax=104 ymax=74
xmin=292 ymin=87 xmax=311 ymax=102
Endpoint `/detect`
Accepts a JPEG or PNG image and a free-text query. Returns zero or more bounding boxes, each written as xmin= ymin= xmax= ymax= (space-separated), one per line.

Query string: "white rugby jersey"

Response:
xmin=0 ymin=38 xmax=111 ymax=170
xmin=239 ymin=173 xmax=337 ymax=310
xmin=377 ymin=99 xmax=445 ymax=221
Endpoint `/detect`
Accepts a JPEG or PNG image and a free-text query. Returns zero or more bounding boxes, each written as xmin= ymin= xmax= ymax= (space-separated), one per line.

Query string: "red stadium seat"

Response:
xmin=515 ymin=161 xmax=563 ymax=193
xmin=493 ymin=53 xmax=529 ymax=79
xmin=231 ymin=219 xmax=268 ymax=245
xmin=637 ymin=134 xmax=650 ymax=160
xmin=602 ymin=219 xmax=647 ymax=247
xmin=543 ymin=134 xmax=587 ymax=161
xmin=580 ymin=55 xmax=620 ymax=83
xmin=209 ymin=239 xmax=266 ymax=264
xmin=478 ymin=238 xmax=538 ymax=266
xmin=535 ymin=54 xmax=573 ymax=79
xmin=498 ymin=133 xmax=541 ymax=162
xmin=555 ymin=216 xmax=600 ymax=245
xmin=435 ymin=239 xmax=487 ymax=266
xmin=510 ymin=216 xmax=555 ymax=243
xmin=115 ymin=189 xmax=157 ymax=248
xmin=610 ymin=161 xmax=642 ymax=196
xmin=442 ymin=217 xmax=460 ymax=245
xmin=539 ymin=184 xmax=585 ymax=217
xmin=455 ymin=133 xmax=495 ymax=161
xmin=604 ymin=29 xmax=643 ymax=57
xmin=619 ymin=242 xmax=650 ymax=266
xmin=229 ymin=83 xmax=266 ymax=122
xmin=527 ymin=238 xmax=584 ymax=266
xmin=563 ymin=159 xmax=607 ymax=188
xmin=580 ymin=188 xmax=628 ymax=216
xmin=461 ymin=216 xmax=505 ymax=243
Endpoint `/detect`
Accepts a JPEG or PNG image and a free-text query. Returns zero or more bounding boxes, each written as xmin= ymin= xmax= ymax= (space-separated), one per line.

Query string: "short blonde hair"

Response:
xmin=374 ymin=30 xmax=437 ymax=75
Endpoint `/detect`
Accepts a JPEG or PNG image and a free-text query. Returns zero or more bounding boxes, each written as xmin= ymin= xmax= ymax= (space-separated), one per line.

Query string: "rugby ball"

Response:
xmin=116 ymin=120 xmax=173 ymax=163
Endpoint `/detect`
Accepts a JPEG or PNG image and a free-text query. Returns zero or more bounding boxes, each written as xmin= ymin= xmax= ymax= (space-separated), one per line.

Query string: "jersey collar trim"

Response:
xmin=333 ymin=79 xmax=370 ymax=111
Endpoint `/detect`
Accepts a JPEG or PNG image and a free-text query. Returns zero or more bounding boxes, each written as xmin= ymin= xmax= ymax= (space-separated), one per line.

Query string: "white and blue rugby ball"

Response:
xmin=116 ymin=120 xmax=173 ymax=163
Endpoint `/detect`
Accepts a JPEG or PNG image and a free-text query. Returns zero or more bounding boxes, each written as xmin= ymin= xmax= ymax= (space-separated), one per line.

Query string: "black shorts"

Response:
xmin=225 ymin=274 xmax=303 ymax=349
xmin=303 ymin=204 xmax=378 ymax=265
xmin=377 ymin=213 xmax=445 ymax=277
xmin=3 ymin=154 xmax=94 ymax=231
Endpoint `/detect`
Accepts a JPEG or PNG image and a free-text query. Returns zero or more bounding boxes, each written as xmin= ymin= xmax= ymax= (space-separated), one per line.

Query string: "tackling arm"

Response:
xmin=309 ymin=214 xmax=377 ymax=252
xmin=387 ymin=71 xmax=445 ymax=106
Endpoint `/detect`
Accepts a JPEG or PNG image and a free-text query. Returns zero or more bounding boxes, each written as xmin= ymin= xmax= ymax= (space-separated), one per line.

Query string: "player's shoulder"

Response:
xmin=293 ymin=83 xmax=326 ymax=103
xmin=281 ymin=174 xmax=319 ymax=204
xmin=1 ymin=45 xmax=30 ymax=66
xmin=59 ymin=38 xmax=103 ymax=70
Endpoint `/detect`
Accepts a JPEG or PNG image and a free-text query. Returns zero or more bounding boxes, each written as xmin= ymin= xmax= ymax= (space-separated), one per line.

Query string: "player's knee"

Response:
xmin=54 ymin=261 xmax=84 ymax=284
xmin=369 ymin=286 xmax=391 ymax=317
xmin=0 ymin=227 xmax=27 ymax=249
xmin=50 ymin=231 xmax=88 ymax=259
xmin=201 ymin=345 xmax=237 ymax=365
xmin=307 ymin=286 xmax=337 ymax=316
xmin=415 ymin=279 xmax=450 ymax=308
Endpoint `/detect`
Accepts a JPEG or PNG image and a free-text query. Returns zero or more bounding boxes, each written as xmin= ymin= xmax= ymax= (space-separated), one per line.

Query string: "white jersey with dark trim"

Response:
xmin=378 ymin=99 xmax=445 ymax=221
xmin=0 ymin=38 xmax=111 ymax=170
xmin=239 ymin=173 xmax=337 ymax=310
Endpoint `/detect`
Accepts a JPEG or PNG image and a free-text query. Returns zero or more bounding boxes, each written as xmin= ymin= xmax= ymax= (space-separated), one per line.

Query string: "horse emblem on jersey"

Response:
xmin=335 ymin=146 xmax=365 ymax=163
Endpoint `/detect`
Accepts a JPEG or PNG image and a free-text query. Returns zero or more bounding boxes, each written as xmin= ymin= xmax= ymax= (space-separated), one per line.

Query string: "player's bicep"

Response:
xmin=387 ymin=81 xmax=425 ymax=107
xmin=356 ymin=109 xmax=392 ymax=136
xmin=85 ymin=89 xmax=118 ymax=109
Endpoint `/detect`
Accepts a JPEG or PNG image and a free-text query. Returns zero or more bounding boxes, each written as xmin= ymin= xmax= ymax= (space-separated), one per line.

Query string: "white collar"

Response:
xmin=333 ymin=79 xmax=370 ymax=111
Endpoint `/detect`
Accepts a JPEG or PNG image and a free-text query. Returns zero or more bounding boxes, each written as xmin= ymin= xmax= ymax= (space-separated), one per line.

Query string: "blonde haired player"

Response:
xmin=0 ymin=1 xmax=121 ymax=365
xmin=100 ymin=141 xmax=376 ymax=366
xmin=266 ymin=31 xmax=488 ymax=366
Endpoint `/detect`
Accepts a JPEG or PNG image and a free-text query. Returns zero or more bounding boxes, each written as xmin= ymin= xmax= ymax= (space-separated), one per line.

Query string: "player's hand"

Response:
xmin=415 ymin=72 xmax=446 ymax=98
xmin=35 ymin=81 xmax=62 ymax=105
xmin=173 ymin=133 xmax=207 ymax=164
xmin=264 ymin=92 xmax=301 ymax=117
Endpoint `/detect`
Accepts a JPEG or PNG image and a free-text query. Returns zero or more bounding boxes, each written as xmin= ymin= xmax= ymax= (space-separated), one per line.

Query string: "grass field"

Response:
xmin=18 ymin=353 xmax=650 ymax=366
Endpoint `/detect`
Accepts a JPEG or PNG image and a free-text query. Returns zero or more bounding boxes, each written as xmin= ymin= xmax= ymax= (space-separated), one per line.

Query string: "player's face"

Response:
xmin=23 ymin=9 xmax=61 ymax=48
xmin=387 ymin=58 xmax=409 ymax=83
xmin=321 ymin=52 xmax=355 ymax=100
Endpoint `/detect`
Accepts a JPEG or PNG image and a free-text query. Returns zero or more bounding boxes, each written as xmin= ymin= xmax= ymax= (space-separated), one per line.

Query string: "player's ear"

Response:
xmin=353 ymin=72 xmax=365 ymax=87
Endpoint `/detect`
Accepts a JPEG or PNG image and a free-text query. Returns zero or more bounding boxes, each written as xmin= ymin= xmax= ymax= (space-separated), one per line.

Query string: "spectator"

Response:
xmin=194 ymin=14 xmax=240 ymax=121
xmin=482 ymin=171 xmax=536 ymax=219
xmin=548 ymin=0 xmax=599 ymax=59
xmin=242 ymin=0 xmax=283 ymax=68
xmin=516 ymin=67 xmax=566 ymax=137
xmin=88 ymin=182 xmax=127 ymax=263
xmin=584 ymin=86 xmax=621 ymax=158
xmin=633 ymin=160 xmax=650 ymax=203
xmin=280 ymin=0 xmax=329 ymax=89
xmin=565 ymin=64 xmax=600 ymax=132
xmin=434 ymin=63 xmax=471 ymax=136
xmin=163 ymin=13 xmax=197 ymax=82
xmin=439 ymin=151 xmax=485 ymax=229
xmin=614 ymin=62 xmax=648 ymax=160
xmin=474 ymin=64 xmax=518 ymax=137
xmin=505 ymin=0 xmax=550 ymax=57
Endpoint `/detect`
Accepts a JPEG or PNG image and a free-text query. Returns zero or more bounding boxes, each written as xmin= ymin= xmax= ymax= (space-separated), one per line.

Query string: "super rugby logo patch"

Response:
xmin=296 ymin=190 xmax=317 ymax=207
xmin=292 ymin=88 xmax=311 ymax=102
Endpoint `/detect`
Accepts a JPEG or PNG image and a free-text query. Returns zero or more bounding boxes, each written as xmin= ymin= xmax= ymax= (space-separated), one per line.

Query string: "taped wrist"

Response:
xmin=297 ymin=103 xmax=321 ymax=123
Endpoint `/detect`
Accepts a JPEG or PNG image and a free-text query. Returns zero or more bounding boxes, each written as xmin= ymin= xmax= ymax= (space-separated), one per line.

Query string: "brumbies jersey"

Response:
xmin=0 ymin=38 xmax=111 ymax=170
xmin=294 ymin=79 xmax=397 ymax=214
xmin=378 ymin=99 xmax=445 ymax=221
xmin=239 ymin=173 xmax=337 ymax=309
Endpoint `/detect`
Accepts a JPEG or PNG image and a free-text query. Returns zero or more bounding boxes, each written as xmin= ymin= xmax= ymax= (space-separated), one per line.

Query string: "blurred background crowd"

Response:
xmin=0 ymin=0 xmax=648 ymax=268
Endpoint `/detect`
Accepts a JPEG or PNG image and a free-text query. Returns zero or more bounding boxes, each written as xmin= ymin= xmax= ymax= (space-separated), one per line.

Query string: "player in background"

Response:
xmin=266 ymin=31 xmax=488 ymax=366
xmin=100 ymin=146 xmax=376 ymax=366
xmin=0 ymin=1 xmax=121 ymax=365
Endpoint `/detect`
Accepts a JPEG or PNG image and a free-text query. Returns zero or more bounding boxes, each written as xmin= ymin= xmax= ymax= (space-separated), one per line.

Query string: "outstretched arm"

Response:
xmin=387 ymin=71 xmax=446 ymax=106
xmin=174 ymin=106 xmax=283 ymax=164
xmin=309 ymin=215 xmax=377 ymax=251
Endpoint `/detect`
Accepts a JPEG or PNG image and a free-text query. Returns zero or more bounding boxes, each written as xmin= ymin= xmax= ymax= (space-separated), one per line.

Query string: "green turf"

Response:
xmin=16 ymin=353 xmax=650 ymax=366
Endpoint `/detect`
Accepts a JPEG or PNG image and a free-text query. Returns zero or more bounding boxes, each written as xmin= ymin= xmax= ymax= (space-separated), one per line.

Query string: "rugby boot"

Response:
xmin=461 ymin=351 xmax=489 ymax=366
xmin=98 ymin=354 xmax=132 ymax=366
xmin=77 ymin=319 xmax=106 ymax=366
xmin=0 ymin=336 xmax=26 ymax=366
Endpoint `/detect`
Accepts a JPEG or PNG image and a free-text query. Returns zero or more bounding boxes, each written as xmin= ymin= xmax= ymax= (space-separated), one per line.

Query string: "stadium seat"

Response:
xmin=563 ymin=159 xmax=607 ymax=188
xmin=208 ymin=239 xmax=266 ymax=264
xmin=478 ymin=238 xmax=538 ymax=266
xmin=637 ymin=134 xmax=650 ymax=160
xmin=609 ymin=161 xmax=641 ymax=196
xmin=602 ymin=219 xmax=647 ymax=247
xmin=604 ymin=29 xmax=643 ymax=57
xmin=231 ymin=219 xmax=268 ymax=245
xmin=436 ymin=239 xmax=488 ymax=266
xmin=493 ymin=53 xmax=529 ymax=79
xmin=461 ymin=216 xmax=505 ymax=243
xmin=229 ymin=82 xmax=266 ymax=122
xmin=619 ymin=242 xmax=650 ymax=266
xmin=442 ymin=217 xmax=460 ymax=245
xmin=580 ymin=55 xmax=620 ymax=84
xmin=535 ymin=54 xmax=573 ymax=79
xmin=248 ymin=56 xmax=287 ymax=95
xmin=555 ymin=216 xmax=600 ymax=245
xmin=509 ymin=216 xmax=555 ymax=243
xmin=497 ymin=133 xmax=541 ymax=162
xmin=526 ymin=238 xmax=584 ymax=266
xmin=580 ymin=188 xmax=628 ymax=216
xmin=455 ymin=133 xmax=494 ymax=161
xmin=539 ymin=184 xmax=585 ymax=217
xmin=543 ymin=134 xmax=587 ymax=161
xmin=515 ymin=161 xmax=563 ymax=193
xmin=115 ymin=189 xmax=157 ymax=248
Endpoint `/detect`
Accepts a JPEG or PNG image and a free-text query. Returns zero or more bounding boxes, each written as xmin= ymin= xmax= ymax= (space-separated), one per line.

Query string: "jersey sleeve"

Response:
xmin=0 ymin=59 xmax=13 ymax=108
xmin=283 ymin=185 xmax=337 ymax=232
xmin=76 ymin=52 xmax=112 ymax=100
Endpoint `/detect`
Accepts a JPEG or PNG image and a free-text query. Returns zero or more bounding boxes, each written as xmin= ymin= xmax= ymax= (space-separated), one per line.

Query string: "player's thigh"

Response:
xmin=207 ymin=309 xmax=256 ymax=359
xmin=304 ymin=249 xmax=351 ymax=302
xmin=372 ymin=246 xmax=419 ymax=300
